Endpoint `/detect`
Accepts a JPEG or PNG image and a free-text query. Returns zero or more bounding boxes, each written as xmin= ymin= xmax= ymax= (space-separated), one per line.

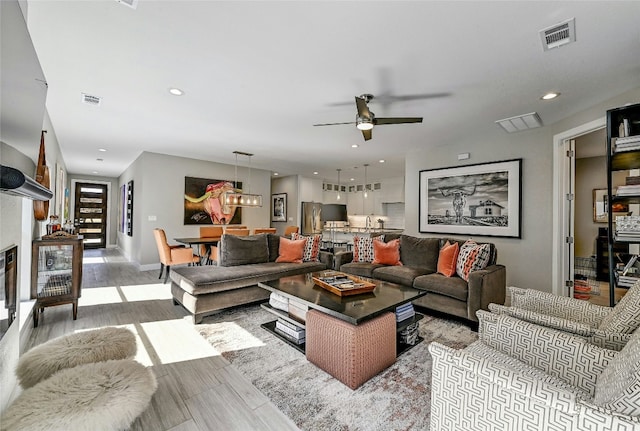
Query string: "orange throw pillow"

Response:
xmin=372 ymin=239 xmax=402 ymax=266
xmin=275 ymin=237 xmax=306 ymax=263
xmin=437 ymin=241 xmax=459 ymax=277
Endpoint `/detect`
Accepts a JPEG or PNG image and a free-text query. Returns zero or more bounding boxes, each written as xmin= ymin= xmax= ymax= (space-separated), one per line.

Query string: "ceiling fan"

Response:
xmin=313 ymin=94 xmax=423 ymax=141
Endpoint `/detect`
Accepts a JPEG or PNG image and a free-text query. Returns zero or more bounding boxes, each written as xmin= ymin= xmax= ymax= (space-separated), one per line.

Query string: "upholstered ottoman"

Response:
xmin=305 ymin=309 xmax=396 ymax=389
xmin=16 ymin=326 xmax=137 ymax=388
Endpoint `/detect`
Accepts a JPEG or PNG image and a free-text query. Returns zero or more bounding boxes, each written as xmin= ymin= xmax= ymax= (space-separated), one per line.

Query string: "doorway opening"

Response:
xmin=74 ymin=182 xmax=108 ymax=249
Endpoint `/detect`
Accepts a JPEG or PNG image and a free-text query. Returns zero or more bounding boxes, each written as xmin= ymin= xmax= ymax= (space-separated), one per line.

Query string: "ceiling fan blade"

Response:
xmin=380 ymin=92 xmax=452 ymax=102
xmin=313 ymin=121 xmax=356 ymax=127
xmin=355 ymin=96 xmax=371 ymax=119
xmin=362 ymin=129 xmax=372 ymax=141
xmin=375 ymin=117 xmax=423 ymax=125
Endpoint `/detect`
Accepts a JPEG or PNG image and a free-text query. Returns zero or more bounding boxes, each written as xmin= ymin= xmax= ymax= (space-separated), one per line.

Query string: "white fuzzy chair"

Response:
xmin=429 ymin=310 xmax=640 ymax=431
xmin=488 ymin=281 xmax=640 ymax=350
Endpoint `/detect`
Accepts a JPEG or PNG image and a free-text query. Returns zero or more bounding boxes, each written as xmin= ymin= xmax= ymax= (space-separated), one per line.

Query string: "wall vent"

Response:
xmin=495 ymin=112 xmax=543 ymax=133
xmin=540 ymin=18 xmax=576 ymax=51
xmin=81 ymin=93 xmax=102 ymax=106
xmin=115 ymin=0 xmax=138 ymax=10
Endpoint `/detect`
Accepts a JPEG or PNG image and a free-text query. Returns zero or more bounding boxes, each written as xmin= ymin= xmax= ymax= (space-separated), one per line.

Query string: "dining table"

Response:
xmin=173 ymin=236 xmax=221 ymax=265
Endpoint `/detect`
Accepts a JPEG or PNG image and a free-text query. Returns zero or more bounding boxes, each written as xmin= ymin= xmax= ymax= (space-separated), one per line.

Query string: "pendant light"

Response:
xmin=336 ymin=169 xmax=341 ymax=201
xmin=363 ymin=163 xmax=369 ymax=199
xmin=224 ymin=151 xmax=263 ymax=207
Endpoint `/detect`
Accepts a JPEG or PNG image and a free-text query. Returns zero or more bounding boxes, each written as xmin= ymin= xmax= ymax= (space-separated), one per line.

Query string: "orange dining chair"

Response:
xmin=284 ymin=226 xmax=299 ymax=238
xmin=253 ymin=228 xmax=277 ymax=235
xmin=224 ymin=228 xmax=250 ymax=236
xmin=199 ymin=226 xmax=223 ymax=264
xmin=153 ymin=228 xmax=199 ymax=283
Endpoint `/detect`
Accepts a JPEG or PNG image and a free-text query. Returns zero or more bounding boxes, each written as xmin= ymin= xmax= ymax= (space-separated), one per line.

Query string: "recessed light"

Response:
xmin=273 ymin=172 xmax=279 ymax=176
xmin=313 ymin=171 xmax=318 ymax=175
xmin=169 ymin=88 xmax=184 ymax=96
xmin=541 ymin=92 xmax=560 ymax=100
xmin=379 ymin=159 xmax=385 ymax=163
xmin=92 ymin=171 xmax=98 ymax=174
xmin=350 ymin=178 xmax=355 ymax=181
xmin=98 ymin=148 xmax=107 ymax=152
xmin=351 ymin=144 xmax=359 ymax=148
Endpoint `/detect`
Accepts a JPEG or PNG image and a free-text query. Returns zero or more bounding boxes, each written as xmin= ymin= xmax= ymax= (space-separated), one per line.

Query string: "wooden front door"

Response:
xmin=74 ymin=182 xmax=108 ymax=249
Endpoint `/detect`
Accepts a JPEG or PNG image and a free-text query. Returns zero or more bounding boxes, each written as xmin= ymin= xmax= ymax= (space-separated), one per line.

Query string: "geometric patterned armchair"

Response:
xmin=488 ymin=281 xmax=640 ymax=351
xmin=429 ymin=310 xmax=640 ymax=431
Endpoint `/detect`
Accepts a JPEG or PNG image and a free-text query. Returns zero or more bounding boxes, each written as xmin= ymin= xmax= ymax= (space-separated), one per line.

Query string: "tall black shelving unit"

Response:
xmin=606 ymin=102 xmax=640 ymax=307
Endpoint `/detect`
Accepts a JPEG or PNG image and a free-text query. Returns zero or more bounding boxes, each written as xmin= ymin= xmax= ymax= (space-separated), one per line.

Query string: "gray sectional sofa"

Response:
xmin=170 ymin=233 xmax=332 ymax=323
xmin=334 ymin=234 xmax=506 ymax=323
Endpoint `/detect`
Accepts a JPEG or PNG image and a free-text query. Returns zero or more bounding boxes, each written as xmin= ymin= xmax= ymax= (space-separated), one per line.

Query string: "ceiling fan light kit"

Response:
xmin=314 ymin=93 xmax=423 ymax=141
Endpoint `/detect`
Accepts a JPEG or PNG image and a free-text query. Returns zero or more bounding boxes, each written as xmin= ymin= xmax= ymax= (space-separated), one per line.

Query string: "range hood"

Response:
xmin=1 ymin=164 xmax=53 ymax=200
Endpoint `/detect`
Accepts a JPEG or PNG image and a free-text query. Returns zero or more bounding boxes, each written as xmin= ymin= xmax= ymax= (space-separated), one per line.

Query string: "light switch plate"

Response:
xmin=148 ymin=215 xmax=157 ymax=221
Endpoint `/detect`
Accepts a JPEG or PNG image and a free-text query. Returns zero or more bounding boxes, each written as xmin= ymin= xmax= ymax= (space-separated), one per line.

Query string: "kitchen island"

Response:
xmin=321 ymin=228 xmax=404 ymax=251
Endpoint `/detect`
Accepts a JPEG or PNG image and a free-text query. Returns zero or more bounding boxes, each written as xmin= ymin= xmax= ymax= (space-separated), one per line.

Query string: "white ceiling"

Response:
xmin=15 ymin=1 xmax=640 ymax=183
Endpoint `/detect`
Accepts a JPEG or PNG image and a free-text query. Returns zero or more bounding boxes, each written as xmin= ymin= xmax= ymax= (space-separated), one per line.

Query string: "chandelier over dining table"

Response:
xmin=224 ymin=151 xmax=263 ymax=207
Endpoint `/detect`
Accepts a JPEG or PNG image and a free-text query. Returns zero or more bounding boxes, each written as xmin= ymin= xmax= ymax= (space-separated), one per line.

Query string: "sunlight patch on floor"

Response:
xmin=71 ymin=323 xmax=154 ymax=366
xmin=78 ymin=286 xmax=123 ymax=306
xmin=202 ymin=321 xmax=266 ymax=353
xmin=120 ymin=283 xmax=172 ymax=302
xmin=82 ymin=256 xmax=106 ymax=264
xmin=139 ymin=318 xmax=220 ymax=364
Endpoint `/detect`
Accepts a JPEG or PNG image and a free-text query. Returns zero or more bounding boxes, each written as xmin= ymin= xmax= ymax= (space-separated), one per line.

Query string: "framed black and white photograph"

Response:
xmin=272 ymin=193 xmax=287 ymax=222
xmin=419 ymin=159 xmax=522 ymax=238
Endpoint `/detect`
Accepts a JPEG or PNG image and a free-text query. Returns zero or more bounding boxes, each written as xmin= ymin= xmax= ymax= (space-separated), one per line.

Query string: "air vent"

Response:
xmin=495 ymin=112 xmax=543 ymax=133
xmin=540 ymin=18 xmax=576 ymax=51
xmin=115 ymin=0 xmax=138 ymax=9
xmin=81 ymin=93 xmax=102 ymax=106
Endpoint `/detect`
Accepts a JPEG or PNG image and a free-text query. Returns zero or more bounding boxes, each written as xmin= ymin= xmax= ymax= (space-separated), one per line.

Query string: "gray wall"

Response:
xmin=118 ymin=151 xmax=271 ymax=268
xmin=574 ymin=156 xmax=626 ymax=258
xmin=405 ymin=86 xmax=640 ymax=293
xmin=271 ymin=175 xmax=299 ymax=236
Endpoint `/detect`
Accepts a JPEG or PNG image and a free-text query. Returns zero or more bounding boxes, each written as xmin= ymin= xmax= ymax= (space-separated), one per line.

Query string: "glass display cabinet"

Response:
xmin=31 ymin=235 xmax=83 ymax=327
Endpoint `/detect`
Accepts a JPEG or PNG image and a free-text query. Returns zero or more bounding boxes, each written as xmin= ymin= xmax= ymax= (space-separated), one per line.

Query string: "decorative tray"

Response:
xmin=312 ymin=272 xmax=376 ymax=296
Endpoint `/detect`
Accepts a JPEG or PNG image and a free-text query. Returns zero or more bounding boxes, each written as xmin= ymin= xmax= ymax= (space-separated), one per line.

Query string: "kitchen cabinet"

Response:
xmin=31 ymin=235 xmax=83 ymax=327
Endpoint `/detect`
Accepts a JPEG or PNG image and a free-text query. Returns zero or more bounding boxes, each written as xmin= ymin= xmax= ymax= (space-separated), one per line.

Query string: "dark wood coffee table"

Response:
xmin=258 ymin=271 xmax=426 ymax=356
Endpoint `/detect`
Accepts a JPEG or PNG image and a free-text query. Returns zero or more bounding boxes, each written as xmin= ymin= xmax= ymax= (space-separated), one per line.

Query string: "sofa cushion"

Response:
xmin=219 ymin=234 xmax=269 ymax=267
xmin=598 ymin=280 xmax=640 ymax=333
xmin=593 ymin=328 xmax=640 ymax=415
xmin=413 ymin=273 xmax=469 ymax=301
xmin=340 ymin=262 xmax=385 ymax=278
xmin=399 ymin=235 xmax=439 ymax=271
xmin=353 ymin=235 xmax=384 ymax=263
xmin=372 ymin=239 xmax=402 ymax=266
xmin=373 ymin=266 xmax=431 ymax=287
xmin=292 ymin=233 xmax=322 ymax=262
xmin=437 ymin=241 xmax=459 ymax=277
xmin=275 ymin=237 xmax=306 ymax=263
xmin=456 ymin=240 xmax=491 ymax=281
xmin=267 ymin=233 xmax=280 ymax=262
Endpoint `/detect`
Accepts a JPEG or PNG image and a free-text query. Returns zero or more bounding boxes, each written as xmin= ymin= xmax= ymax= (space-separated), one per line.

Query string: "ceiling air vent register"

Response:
xmin=540 ymin=18 xmax=576 ymax=51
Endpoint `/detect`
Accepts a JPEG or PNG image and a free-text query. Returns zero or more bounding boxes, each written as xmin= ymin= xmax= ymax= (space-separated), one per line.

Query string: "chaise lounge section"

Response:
xmin=170 ymin=233 xmax=332 ymax=323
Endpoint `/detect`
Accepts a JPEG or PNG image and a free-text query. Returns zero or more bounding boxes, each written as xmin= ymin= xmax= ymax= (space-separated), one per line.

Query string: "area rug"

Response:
xmin=197 ymin=305 xmax=478 ymax=431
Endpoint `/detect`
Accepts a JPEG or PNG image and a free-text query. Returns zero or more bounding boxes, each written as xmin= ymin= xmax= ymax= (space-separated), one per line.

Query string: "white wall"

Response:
xmin=271 ymin=175 xmax=299 ymax=235
xmin=405 ymin=86 xmax=640 ymax=293
xmin=118 ymin=151 xmax=272 ymax=268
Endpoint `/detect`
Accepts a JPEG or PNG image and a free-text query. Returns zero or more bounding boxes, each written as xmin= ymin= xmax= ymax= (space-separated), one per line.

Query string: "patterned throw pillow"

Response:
xmin=291 ymin=233 xmax=321 ymax=262
xmin=456 ymin=240 xmax=491 ymax=281
xmin=353 ymin=235 xmax=384 ymax=263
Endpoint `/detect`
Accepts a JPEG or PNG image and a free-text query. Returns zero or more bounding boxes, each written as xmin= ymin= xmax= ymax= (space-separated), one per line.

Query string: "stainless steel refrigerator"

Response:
xmin=301 ymin=202 xmax=323 ymax=235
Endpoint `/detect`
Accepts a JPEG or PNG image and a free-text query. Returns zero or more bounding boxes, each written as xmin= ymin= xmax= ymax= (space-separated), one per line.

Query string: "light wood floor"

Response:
xmin=587 ymin=281 xmax=627 ymax=307
xmin=22 ymin=248 xmax=300 ymax=431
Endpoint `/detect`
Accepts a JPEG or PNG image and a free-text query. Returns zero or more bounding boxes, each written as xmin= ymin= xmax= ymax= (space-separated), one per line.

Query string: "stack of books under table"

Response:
xmin=395 ymin=303 xmax=415 ymax=322
xmin=274 ymin=318 xmax=305 ymax=345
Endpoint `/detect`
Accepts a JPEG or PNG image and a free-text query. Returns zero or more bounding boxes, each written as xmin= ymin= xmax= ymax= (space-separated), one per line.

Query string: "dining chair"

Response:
xmin=153 ymin=228 xmax=199 ymax=283
xmin=199 ymin=226 xmax=223 ymax=264
xmin=253 ymin=228 xmax=277 ymax=235
xmin=284 ymin=226 xmax=299 ymax=238
xmin=224 ymin=228 xmax=250 ymax=236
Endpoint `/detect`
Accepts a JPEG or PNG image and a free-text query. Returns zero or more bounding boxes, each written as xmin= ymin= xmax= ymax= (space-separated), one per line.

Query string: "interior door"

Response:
xmin=74 ymin=182 xmax=108 ymax=249
xmin=563 ymin=139 xmax=576 ymax=297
